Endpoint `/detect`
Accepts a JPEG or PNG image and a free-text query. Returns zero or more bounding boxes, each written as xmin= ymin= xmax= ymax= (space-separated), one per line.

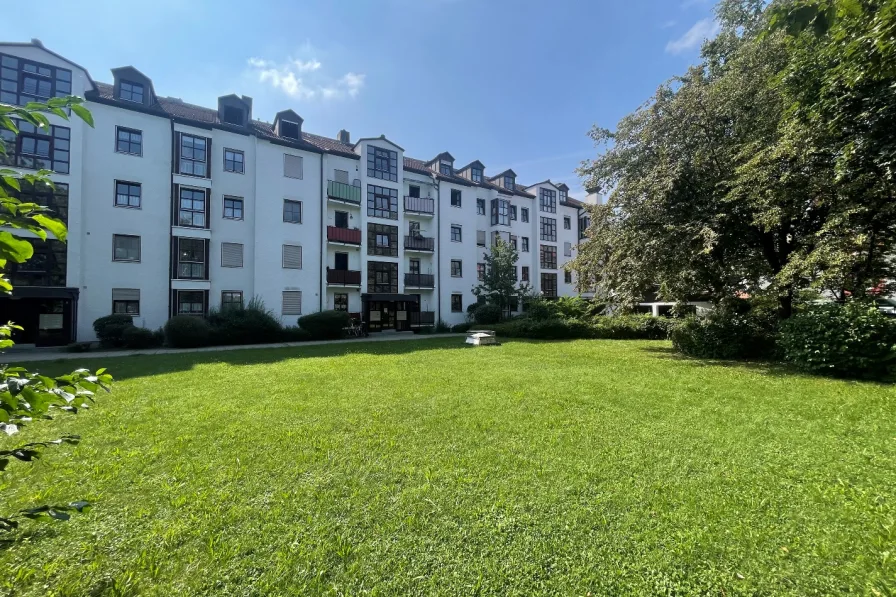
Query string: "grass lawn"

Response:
xmin=1 ymin=338 xmax=894 ymax=596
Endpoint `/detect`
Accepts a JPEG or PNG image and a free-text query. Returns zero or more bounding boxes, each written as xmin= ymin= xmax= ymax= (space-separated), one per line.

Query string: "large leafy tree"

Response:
xmin=1 ymin=97 xmax=112 ymax=535
xmin=573 ymin=0 xmax=896 ymax=317
xmin=472 ymin=238 xmax=530 ymax=318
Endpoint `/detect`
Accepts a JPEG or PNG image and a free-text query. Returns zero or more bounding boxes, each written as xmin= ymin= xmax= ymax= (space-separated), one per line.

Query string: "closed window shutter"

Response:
xmin=282 ymin=244 xmax=302 ymax=269
xmin=284 ymin=154 xmax=303 ymax=179
xmin=221 ymin=242 xmax=244 ymax=267
xmin=476 ymin=230 xmax=486 ymax=245
xmin=112 ymin=288 xmax=140 ymax=301
xmin=282 ymin=291 xmax=302 ymax=315
xmin=334 ymin=169 xmax=349 ymax=184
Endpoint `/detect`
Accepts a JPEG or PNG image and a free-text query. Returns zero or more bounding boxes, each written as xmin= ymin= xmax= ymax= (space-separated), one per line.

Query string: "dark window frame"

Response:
xmin=450 ymin=225 xmax=462 ymax=243
xmin=491 ymin=198 xmax=510 ymax=227
xmin=450 ymin=189 xmax=462 ymax=208
xmin=113 ymin=298 xmax=140 ymax=316
xmin=114 ymin=180 xmax=141 ymax=209
xmin=504 ymin=175 xmax=514 ymax=190
xmin=178 ymin=186 xmax=208 ymax=228
xmin=223 ymin=148 xmax=244 ymax=174
xmin=541 ymin=273 xmax=558 ymax=297
xmin=177 ymin=132 xmax=209 ymax=177
xmin=565 ymin=270 xmax=573 ymax=284
xmin=0 ymin=53 xmax=72 ymax=107
xmin=112 ymin=234 xmax=141 ymax=262
xmin=540 ymin=244 xmax=558 ymax=269
xmin=450 ymin=259 xmax=462 ymax=278
xmin=367 ymin=261 xmax=399 ymax=293
xmin=477 ymin=263 xmax=485 ymax=281
xmin=539 ymin=188 xmax=557 ymax=213
xmin=176 ymin=237 xmax=207 ymax=280
xmin=522 ymin=237 xmax=529 ymax=252
xmin=367 ymin=223 xmax=398 ymax=257
xmin=334 ymin=293 xmax=349 ymax=311
xmin=223 ymin=196 xmax=244 ymax=220
xmin=221 ymin=290 xmax=244 ymax=310
xmin=540 ymin=216 xmax=557 ymax=242
xmin=451 ymin=293 xmax=463 ymax=313
xmin=471 ymin=167 xmax=483 ymax=183
xmin=176 ymin=290 xmax=206 ymax=316
xmin=115 ymin=126 xmax=142 ymax=156
xmin=119 ymin=79 xmax=144 ymax=103
xmin=476 ymin=198 xmax=486 ymax=215
xmin=521 ymin=266 xmax=529 ymax=282
xmin=367 ymin=184 xmax=398 ymax=220
xmin=0 ymin=118 xmax=71 ymax=174
xmin=283 ymin=199 xmax=302 ymax=224
xmin=564 ymin=216 xmax=572 ymax=230
xmin=521 ymin=207 xmax=529 ymax=223
xmin=367 ymin=145 xmax=398 ymax=182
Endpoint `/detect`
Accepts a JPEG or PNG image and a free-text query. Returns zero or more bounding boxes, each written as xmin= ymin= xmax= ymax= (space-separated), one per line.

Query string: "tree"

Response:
xmin=472 ymin=238 xmax=530 ymax=319
xmin=572 ymin=0 xmax=896 ymax=317
xmin=1 ymin=97 xmax=112 ymax=535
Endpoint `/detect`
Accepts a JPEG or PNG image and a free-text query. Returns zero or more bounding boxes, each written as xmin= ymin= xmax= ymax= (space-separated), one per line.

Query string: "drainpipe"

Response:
xmin=319 ymin=153 xmax=324 ymax=312
xmin=434 ymin=173 xmax=441 ymax=326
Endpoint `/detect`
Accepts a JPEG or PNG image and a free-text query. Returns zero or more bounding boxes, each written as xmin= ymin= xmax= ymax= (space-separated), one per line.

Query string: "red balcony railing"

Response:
xmin=327 ymin=226 xmax=361 ymax=245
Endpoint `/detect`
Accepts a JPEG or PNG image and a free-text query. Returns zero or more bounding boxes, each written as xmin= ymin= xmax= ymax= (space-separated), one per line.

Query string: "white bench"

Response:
xmin=465 ymin=330 xmax=497 ymax=346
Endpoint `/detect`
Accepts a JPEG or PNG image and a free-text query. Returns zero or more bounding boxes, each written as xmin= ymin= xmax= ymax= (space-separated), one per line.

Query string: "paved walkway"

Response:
xmin=2 ymin=333 xmax=459 ymax=363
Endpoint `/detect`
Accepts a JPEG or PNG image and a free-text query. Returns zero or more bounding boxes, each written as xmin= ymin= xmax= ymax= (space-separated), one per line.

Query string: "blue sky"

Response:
xmin=28 ymin=0 xmax=717 ymax=197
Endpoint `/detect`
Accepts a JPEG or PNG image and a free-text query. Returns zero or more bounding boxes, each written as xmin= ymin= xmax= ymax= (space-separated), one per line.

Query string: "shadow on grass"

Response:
xmin=23 ymin=336 xmax=474 ymax=381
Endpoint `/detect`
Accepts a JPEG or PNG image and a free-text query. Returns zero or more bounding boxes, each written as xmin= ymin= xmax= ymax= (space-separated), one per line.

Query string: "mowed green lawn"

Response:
xmin=1 ymin=338 xmax=894 ymax=596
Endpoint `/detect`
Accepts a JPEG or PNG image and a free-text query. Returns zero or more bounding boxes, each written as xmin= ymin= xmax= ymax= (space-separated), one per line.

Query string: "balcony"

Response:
xmin=327 ymin=180 xmax=361 ymax=205
xmin=410 ymin=311 xmax=436 ymax=327
xmin=404 ymin=235 xmax=434 ymax=252
xmin=404 ymin=196 xmax=435 ymax=216
xmin=327 ymin=226 xmax=362 ymax=245
xmin=404 ymin=273 xmax=435 ymax=289
xmin=327 ymin=269 xmax=362 ymax=286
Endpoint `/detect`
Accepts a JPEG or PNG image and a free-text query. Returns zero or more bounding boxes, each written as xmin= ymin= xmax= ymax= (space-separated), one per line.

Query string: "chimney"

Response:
xmin=337 ymin=129 xmax=350 ymax=144
xmin=241 ymin=95 xmax=253 ymax=120
xmin=31 ymin=38 xmax=45 ymax=48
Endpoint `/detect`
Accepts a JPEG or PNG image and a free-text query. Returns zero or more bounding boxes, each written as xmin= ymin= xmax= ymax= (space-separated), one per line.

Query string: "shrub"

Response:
xmin=207 ymin=299 xmax=283 ymax=345
xmin=433 ymin=319 xmax=451 ymax=333
xmin=524 ymin=298 xmax=561 ymax=321
xmin=471 ymin=302 xmax=502 ymax=325
xmin=492 ymin=318 xmax=589 ymax=340
xmin=671 ymin=308 xmax=777 ymax=360
xmin=66 ymin=342 xmax=92 ymax=353
xmin=451 ymin=323 xmax=472 ymax=333
xmin=280 ymin=326 xmax=312 ymax=342
xmin=92 ymin=314 xmax=134 ymax=348
xmin=779 ymin=301 xmax=896 ymax=379
xmin=298 ymin=310 xmax=351 ymax=340
xmin=591 ymin=315 xmax=676 ymax=340
xmin=122 ymin=326 xmax=163 ymax=349
xmin=164 ymin=316 xmax=211 ymax=348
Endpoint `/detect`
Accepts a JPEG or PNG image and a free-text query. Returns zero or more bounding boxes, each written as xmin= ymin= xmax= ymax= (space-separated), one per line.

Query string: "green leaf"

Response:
xmin=32 ymin=214 xmax=67 ymax=242
xmin=70 ymin=104 xmax=94 ymax=128
xmin=0 ymin=231 xmax=35 ymax=263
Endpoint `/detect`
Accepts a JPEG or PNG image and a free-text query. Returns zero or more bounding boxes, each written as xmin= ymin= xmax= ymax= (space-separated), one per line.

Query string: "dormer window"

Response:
xmin=120 ymin=80 xmax=144 ymax=103
xmin=440 ymin=161 xmax=452 ymax=176
xmin=280 ymin=120 xmax=300 ymax=140
xmin=222 ymin=106 xmax=244 ymax=126
xmin=504 ymin=175 xmax=514 ymax=190
xmin=471 ymin=166 xmax=483 ymax=183
xmin=559 ymin=190 xmax=567 ymax=202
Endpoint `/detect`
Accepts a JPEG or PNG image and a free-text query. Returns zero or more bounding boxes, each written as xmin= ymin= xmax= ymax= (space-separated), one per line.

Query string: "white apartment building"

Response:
xmin=0 ymin=40 xmax=586 ymax=345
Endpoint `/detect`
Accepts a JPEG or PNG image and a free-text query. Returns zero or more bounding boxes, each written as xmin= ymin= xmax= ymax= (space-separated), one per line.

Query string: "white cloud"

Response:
xmin=246 ymin=55 xmax=364 ymax=101
xmin=660 ymin=20 xmax=677 ymax=29
xmin=665 ymin=18 xmax=720 ymax=54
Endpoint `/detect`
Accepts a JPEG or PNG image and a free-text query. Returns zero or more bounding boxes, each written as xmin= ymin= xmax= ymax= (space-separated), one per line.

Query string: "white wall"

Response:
xmin=438 ymin=180 xmax=481 ymax=324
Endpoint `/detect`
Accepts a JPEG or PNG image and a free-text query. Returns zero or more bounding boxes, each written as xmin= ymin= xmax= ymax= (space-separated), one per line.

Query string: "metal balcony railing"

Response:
xmin=404 ymin=273 xmax=434 ymax=288
xmin=327 ymin=226 xmax=362 ymax=244
xmin=404 ymin=196 xmax=435 ymax=214
xmin=404 ymin=235 xmax=434 ymax=251
xmin=327 ymin=180 xmax=361 ymax=204
xmin=327 ymin=269 xmax=362 ymax=285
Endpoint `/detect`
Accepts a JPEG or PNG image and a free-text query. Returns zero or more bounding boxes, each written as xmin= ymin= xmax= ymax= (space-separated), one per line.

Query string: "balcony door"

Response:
xmin=334 ymin=210 xmax=349 ymax=229
xmin=408 ymin=221 xmax=420 ymax=237
xmin=409 ymin=258 xmax=420 ymax=274
xmin=334 ymin=252 xmax=348 ymax=271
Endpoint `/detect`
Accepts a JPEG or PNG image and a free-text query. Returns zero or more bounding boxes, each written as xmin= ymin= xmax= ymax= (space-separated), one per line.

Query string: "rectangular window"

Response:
xmin=367 ymin=184 xmax=398 ymax=219
xmin=510 ymin=205 xmax=517 ymax=220
xmin=540 ymin=217 xmax=557 ymax=241
xmin=334 ymin=169 xmax=349 ymax=184
xmin=450 ymin=225 xmax=462 ymax=243
xmin=282 ymin=291 xmax=303 ymax=316
xmin=476 ymin=198 xmax=486 ymax=215
xmin=476 ymin=230 xmax=486 ymax=246
xmin=440 ymin=162 xmax=452 ymax=176
xmin=178 ymin=133 xmax=208 ymax=177
xmin=0 ymin=53 xmax=72 ymax=106
xmin=280 ymin=120 xmax=300 ymax=139
xmin=284 ymin=154 xmax=303 ymax=179
xmin=409 ymin=258 xmax=420 ymax=274
xmin=177 ymin=290 xmax=206 ymax=316
xmin=540 ymin=188 xmax=557 ymax=213
xmin=223 ymin=196 xmax=243 ymax=220
xmin=510 ymin=235 xmax=518 ymax=251
xmin=451 ymin=260 xmax=462 ymax=277
xmin=112 ymin=288 xmax=140 ymax=316
xmin=222 ymin=106 xmax=243 ymax=125
xmin=367 ymin=261 xmax=398 ymax=293
xmin=334 ymin=210 xmax=349 ymax=228
xmin=178 ymin=187 xmax=207 ymax=228
xmin=115 ymin=126 xmax=142 ymax=156
xmin=521 ymin=207 xmax=529 ymax=223
xmin=540 ymin=245 xmax=557 ymax=269
xmin=564 ymin=216 xmax=571 ymax=230
xmin=112 ymin=234 xmax=140 ymax=262
xmin=0 ymin=119 xmax=71 ymax=174
xmin=560 ymin=190 xmax=568 ymax=203
xmin=451 ymin=189 xmax=462 ymax=208
xmin=176 ymin=237 xmax=207 ymax=279
xmin=504 ymin=175 xmax=514 ymax=190
xmin=335 ymin=252 xmax=349 ymax=270
xmin=408 ymin=185 xmax=420 ymax=198
xmin=221 ymin=291 xmax=243 ymax=310
xmin=282 ymin=244 xmax=303 ymax=269
xmin=471 ymin=166 xmax=483 ymax=182
xmin=6 ymin=237 xmax=66 ymax=287
xmin=334 ymin=293 xmax=349 ymax=311
xmin=541 ymin=273 xmax=558 ymax=297
xmin=565 ymin=270 xmax=573 ymax=284
xmin=115 ymin=181 xmax=141 ymax=208
xmin=120 ymin=80 xmax=144 ymax=103
xmin=8 ymin=181 xmax=69 ymax=226
xmin=283 ymin=199 xmax=302 ymax=223
xmin=521 ymin=266 xmax=529 ymax=282
xmin=491 ymin=198 xmax=510 ymax=226
xmin=451 ymin=294 xmax=463 ymax=312
xmin=512 ymin=266 xmax=518 ymax=282
xmin=522 ymin=237 xmax=529 ymax=252
xmin=367 ymin=223 xmax=398 ymax=257
xmin=367 ymin=145 xmax=398 ymax=181
xmin=564 ymin=241 xmax=572 ymax=257
xmin=477 ymin=263 xmax=485 ymax=280
xmin=221 ymin=242 xmax=244 ymax=268
xmin=224 ymin=148 xmax=244 ymax=173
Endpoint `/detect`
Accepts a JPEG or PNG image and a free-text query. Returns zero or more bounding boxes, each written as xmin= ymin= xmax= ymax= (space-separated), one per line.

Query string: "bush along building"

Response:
xmin=0 ymin=40 xmax=586 ymax=345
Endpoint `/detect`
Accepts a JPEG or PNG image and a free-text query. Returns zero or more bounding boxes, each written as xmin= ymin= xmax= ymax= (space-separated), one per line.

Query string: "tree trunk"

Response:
xmin=778 ymin=286 xmax=794 ymax=319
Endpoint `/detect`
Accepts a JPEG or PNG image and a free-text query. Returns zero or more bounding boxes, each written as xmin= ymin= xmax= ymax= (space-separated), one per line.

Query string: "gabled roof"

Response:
xmin=426 ymin=151 xmax=455 ymax=166
xmin=110 ymin=66 xmax=156 ymax=99
xmin=457 ymin=159 xmax=485 ymax=172
xmin=354 ymin=135 xmax=404 ymax=152
xmin=489 ymin=168 xmax=517 ymax=180
xmin=274 ymin=109 xmax=303 ymax=125
xmin=525 ymin=179 xmax=558 ymax=190
xmin=0 ymin=39 xmax=97 ymax=92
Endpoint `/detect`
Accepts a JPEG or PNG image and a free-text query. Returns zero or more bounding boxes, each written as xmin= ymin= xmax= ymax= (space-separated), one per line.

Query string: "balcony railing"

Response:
xmin=327 ymin=269 xmax=362 ymax=285
xmin=404 ymin=235 xmax=434 ymax=251
xmin=410 ymin=311 xmax=436 ymax=327
xmin=327 ymin=226 xmax=362 ymax=245
xmin=327 ymin=180 xmax=361 ymax=204
xmin=404 ymin=196 xmax=435 ymax=215
xmin=404 ymin=273 xmax=434 ymax=288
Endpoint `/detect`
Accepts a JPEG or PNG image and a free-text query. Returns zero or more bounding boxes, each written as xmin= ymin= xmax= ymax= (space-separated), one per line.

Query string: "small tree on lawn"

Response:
xmin=472 ymin=238 xmax=530 ymax=319
xmin=1 ymin=97 xmax=112 ymax=535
